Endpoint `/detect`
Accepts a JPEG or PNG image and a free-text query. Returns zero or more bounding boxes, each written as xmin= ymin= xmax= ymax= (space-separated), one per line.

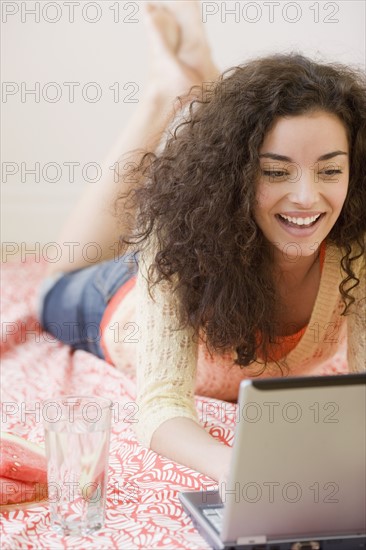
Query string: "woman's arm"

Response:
xmin=151 ymin=417 xmax=231 ymax=482
xmin=134 ymin=236 xmax=231 ymax=483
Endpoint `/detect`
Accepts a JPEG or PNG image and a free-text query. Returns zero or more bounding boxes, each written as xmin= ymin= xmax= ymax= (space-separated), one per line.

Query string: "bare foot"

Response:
xmin=142 ymin=2 xmax=203 ymax=100
xmin=142 ymin=2 xmax=181 ymax=56
xmin=162 ymin=0 xmax=220 ymax=81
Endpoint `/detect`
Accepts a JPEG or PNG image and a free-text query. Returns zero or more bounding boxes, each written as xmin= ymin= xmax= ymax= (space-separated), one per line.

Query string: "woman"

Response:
xmin=39 ymin=2 xmax=366 ymax=483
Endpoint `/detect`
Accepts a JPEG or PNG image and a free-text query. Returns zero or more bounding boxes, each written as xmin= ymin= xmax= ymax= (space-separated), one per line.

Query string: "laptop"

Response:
xmin=179 ymin=373 xmax=366 ymax=549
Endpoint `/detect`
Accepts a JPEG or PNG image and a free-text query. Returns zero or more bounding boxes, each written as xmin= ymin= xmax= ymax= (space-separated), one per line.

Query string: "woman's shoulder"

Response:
xmin=352 ymin=233 xmax=366 ymax=275
xmin=325 ymin=235 xmax=365 ymax=272
xmin=346 ymin=234 xmax=366 ymax=373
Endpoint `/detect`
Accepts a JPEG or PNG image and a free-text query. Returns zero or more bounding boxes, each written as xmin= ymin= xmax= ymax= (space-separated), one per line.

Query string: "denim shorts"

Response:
xmin=38 ymin=253 xmax=139 ymax=359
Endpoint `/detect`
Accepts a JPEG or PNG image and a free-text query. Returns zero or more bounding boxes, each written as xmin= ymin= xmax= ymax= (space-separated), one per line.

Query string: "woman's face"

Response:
xmin=254 ymin=110 xmax=349 ymax=260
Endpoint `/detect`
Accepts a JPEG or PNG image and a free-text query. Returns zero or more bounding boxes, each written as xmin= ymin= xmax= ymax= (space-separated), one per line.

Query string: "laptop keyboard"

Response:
xmin=202 ymin=506 xmax=224 ymax=532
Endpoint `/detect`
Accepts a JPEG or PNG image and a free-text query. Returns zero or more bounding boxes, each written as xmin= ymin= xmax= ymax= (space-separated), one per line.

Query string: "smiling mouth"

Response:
xmin=276 ymin=213 xmax=325 ymax=229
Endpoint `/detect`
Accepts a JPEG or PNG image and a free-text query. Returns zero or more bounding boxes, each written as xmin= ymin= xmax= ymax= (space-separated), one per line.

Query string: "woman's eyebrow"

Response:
xmin=259 ymin=150 xmax=348 ymax=162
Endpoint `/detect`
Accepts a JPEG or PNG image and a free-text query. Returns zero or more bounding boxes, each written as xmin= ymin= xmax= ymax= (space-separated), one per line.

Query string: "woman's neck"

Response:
xmin=272 ymin=247 xmax=321 ymax=289
xmin=269 ymin=246 xmax=323 ymax=336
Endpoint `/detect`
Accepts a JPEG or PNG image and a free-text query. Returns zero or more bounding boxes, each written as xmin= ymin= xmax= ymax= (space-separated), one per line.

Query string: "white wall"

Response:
xmin=2 ymin=0 xmax=365 ymax=248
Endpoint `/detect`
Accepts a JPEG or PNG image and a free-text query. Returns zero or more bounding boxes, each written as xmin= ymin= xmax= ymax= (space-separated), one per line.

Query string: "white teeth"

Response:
xmin=279 ymin=213 xmax=321 ymax=226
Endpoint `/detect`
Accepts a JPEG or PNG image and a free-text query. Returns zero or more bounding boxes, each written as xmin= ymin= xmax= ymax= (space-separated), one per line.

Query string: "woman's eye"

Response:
xmin=262 ymin=170 xmax=288 ymax=178
xmin=321 ymin=169 xmax=343 ymax=176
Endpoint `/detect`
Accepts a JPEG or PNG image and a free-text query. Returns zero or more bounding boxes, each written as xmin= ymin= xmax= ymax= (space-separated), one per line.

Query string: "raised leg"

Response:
xmin=46 ymin=1 xmax=219 ymax=276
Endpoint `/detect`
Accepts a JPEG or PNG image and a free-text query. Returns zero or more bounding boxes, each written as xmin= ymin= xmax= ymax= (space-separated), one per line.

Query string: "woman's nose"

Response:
xmin=289 ymin=171 xmax=320 ymax=208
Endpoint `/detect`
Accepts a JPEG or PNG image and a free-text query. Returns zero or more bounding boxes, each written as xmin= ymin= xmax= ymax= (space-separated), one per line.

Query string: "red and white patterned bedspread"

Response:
xmin=0 ymin=260 xmax=235 ymax=549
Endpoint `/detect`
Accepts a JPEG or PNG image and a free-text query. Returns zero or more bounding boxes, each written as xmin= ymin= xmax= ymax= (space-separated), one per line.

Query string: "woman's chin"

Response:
xmin=271 ymin=240 xmax=323 ymax=262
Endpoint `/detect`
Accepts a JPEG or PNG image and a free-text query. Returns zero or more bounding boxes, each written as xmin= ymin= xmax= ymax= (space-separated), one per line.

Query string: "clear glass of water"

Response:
xmin=42 ymin=395 xmax=112 ymax=536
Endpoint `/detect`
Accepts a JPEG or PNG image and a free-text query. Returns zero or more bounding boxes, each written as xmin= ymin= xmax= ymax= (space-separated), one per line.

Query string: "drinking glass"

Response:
xmin=42 ymin=395 xmax=112 ymax=536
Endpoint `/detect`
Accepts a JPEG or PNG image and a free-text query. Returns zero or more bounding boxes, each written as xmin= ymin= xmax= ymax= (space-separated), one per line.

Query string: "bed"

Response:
xmin=1 ymin=259 xmax=236 ymax=549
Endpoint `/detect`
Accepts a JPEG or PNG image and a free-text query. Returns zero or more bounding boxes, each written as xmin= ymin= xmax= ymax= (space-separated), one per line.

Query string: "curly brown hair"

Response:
xmin=116 ymin=52 xmax=366 ymax=369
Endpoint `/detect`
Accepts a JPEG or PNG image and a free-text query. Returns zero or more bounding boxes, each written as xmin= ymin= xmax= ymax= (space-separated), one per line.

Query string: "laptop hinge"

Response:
xmin=236 ymin=535 xmax=267 ymax=545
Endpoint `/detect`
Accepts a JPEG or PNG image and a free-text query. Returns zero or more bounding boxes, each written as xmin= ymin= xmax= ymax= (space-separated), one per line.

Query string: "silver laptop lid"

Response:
xmin=220 ymin=373 xmax=366 ymax=544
